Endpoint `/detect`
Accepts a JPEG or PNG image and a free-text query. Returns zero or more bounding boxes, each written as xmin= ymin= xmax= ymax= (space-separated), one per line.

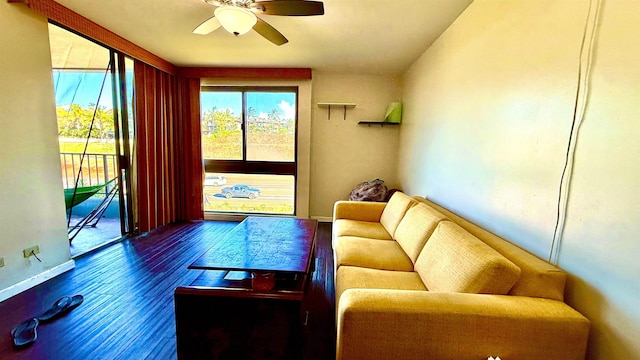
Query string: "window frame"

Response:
xmin=201 ymin=85 xmax=299 ymax=214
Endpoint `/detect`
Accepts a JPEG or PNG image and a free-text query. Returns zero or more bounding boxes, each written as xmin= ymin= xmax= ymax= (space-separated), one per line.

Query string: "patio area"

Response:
xmin=69 ymin=215 xmax=123 ymax=258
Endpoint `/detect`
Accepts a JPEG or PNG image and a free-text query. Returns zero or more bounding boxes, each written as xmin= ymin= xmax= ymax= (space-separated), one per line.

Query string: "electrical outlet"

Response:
xmin=0 ymin=257 xmax=4 ymax=268
xmin=23 ymin=245 xmax=40 ymax=258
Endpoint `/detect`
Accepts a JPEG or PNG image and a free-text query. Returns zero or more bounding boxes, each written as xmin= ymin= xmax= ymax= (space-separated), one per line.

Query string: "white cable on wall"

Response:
xmin=549 ymin=0 xmax=602 ymax=265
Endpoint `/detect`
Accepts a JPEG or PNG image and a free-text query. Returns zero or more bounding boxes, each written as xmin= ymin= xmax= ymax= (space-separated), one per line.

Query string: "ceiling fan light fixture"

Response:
xmin=214 ymin=6 xmax=257 ymax=36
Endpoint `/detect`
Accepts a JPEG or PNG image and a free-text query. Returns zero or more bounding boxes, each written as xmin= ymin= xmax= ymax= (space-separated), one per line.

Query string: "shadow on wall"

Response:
xmin=427 ymin=193 xmax=554 ymax=260
xmin=564 ymin=274 xmax=637 ymax=359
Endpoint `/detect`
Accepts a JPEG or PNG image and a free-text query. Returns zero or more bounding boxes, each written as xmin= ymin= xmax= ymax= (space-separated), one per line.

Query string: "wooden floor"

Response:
xmin=0 ymin=220 xmax=336 ymax=360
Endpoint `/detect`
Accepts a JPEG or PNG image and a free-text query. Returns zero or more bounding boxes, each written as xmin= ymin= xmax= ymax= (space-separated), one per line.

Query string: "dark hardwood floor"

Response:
xmin=0 ymin=220 xmax=335 ymax=360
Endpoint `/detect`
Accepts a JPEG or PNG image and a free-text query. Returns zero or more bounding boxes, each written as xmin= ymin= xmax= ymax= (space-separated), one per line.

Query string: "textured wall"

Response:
xmin=0 ymin=2 xmax=72 ymax=293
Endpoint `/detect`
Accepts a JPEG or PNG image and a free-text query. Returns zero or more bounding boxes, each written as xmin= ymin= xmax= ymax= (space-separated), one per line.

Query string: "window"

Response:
xmin=201 ymin=87 xmax=297 ymax=215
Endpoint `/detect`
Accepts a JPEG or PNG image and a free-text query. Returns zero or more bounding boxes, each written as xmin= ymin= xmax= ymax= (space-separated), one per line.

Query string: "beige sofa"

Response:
xmin=332 ymin=192 xmax=590 ymax=360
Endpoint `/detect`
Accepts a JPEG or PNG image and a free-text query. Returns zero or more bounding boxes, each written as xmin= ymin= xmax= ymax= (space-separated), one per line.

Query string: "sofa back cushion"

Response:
xmin=414 ymin=196 xmax=567 ymax=301
xmin=415 ymin=221 xmax=521 ymax=294
xmin=380 ymin=192 xmax=417 ymax=237
xmin=393 ymin=203 xmax=447 ymax=264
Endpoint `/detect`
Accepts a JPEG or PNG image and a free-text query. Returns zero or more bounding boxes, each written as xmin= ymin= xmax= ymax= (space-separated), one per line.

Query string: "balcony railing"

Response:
xmin=60 ymin=152 xmax=117 ymax=195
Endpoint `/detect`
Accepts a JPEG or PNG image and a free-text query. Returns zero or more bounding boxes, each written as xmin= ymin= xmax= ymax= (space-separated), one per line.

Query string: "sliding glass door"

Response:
xmin=50 ymin=23 xmax=135 ymax=255
xmin=201 ymin=87 xmax=297 ymax=215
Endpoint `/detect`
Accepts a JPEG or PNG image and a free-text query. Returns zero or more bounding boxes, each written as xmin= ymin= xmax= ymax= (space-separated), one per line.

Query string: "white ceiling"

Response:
xmin=54 ymin=0 xmax=473 ymax=75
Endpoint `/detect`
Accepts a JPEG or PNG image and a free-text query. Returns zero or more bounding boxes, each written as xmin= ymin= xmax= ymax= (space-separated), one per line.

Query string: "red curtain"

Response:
xmin=134 ymin=62 xmax=203 ymax=233
xmin=177 ymin=77 xmax=205 ymax=222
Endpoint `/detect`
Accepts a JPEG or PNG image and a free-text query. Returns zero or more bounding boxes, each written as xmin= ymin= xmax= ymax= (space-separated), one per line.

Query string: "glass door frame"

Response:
xmin=110 ymin=51 xmax=135 ymax=235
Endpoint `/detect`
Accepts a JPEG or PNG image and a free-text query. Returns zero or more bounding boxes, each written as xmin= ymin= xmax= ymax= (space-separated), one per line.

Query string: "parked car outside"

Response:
xmin=205 ymin=174 xmax=227 ymax=186
xmin=221 ymin=184 xmax=261 ymax=199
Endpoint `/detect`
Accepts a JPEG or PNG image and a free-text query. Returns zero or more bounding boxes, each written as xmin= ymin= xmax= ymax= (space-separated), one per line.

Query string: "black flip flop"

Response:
xmin=11 ymin=318 xmax=39 ymax=348
xmin=38 ymin=296 xmax=71 ymax=323
xmin=61 ymin=295 xmax=84 ymax=315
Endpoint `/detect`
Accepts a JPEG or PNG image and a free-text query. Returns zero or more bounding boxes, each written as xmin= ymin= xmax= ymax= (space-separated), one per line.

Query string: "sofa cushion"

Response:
xmin=333 ymin=219 xmax=393 ymax=240
xmin=414 ymin=196 xmax=567 ymax=301
xmin=336 ymin=266 xmax=426 ymax=304
xmin=380 ymin=192 xmax=417 ymax=237
xmin=394 ymin=203 xmax=447 ymax=263
xmin=335 ymin=236 xmax=414 ymax=271
xmin=333 ymin=200 xmax=387 ymax=222
xmin=415 ymin=221 xmax=521 ymax=295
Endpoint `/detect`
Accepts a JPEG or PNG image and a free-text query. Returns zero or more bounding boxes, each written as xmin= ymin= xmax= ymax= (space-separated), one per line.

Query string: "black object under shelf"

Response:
xmin=358 ymin=121 xmax=401 ymax=127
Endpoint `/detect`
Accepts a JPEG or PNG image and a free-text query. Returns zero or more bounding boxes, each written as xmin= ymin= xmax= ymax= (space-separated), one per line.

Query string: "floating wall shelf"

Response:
xmin=317 ymin=102 xmax=356 ymax=120
xmin=358 ymin=121 xmax=400 ymax=127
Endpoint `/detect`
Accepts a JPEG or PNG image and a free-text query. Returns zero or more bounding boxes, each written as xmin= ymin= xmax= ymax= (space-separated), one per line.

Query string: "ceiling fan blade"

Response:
xmin=253 ymin=18 xmax=288 ymax=46
xmin=251 ymin=1 xmax=324 ymax=16
xmin=193 ymin=16 xmax=221 ymax=35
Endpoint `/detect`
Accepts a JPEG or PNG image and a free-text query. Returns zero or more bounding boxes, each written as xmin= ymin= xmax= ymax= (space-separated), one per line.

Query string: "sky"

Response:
xmin=53 ymin=71 xmax=296 ymax=120
xmin=53 ymin=70 xmax=133 ymax=109
xmin=201 ymin=91 xmax=297 ymax=120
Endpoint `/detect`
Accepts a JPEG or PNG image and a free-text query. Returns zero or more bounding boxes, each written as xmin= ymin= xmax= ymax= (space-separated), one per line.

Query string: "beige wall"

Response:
xmin=398 ymin=0 xmax=640 ymax=359
xmin=310 ymin=72 xmax=402 ymax=219
xmin=0 ymin=3 xmax=73 ymax=294
xmin=560 ymin=1 xmax=640 ymax=358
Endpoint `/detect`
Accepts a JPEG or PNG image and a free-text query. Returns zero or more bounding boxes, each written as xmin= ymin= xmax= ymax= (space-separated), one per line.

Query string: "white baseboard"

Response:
xmin=311 ymin=216 xmax=333 ymax=223
xmin=0 ymin=260 xmax=76 ymax=303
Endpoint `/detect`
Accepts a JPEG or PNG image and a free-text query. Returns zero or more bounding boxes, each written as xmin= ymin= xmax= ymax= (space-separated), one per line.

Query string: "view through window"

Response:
xmin=201 ymin=87 xmax=297 ymax=215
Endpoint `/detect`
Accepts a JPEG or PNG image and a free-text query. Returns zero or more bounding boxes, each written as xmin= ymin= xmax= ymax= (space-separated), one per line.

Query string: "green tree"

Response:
xmin=267 ymin=108 xmax=281 ymax=133
xmin=57 ymin=103 xmax=114 ymax=139
xmin=202 ymin=106 xmax=217 ymax=135
xmin=247 ymin=106 xmax=257 ymax=121
xmin=201 ymin=107 xmax=240 ymax=138
xmin=92 ymin=105 xmax=114 ymax=139
xmin=267 ymin=108 xmax=280 ymax=121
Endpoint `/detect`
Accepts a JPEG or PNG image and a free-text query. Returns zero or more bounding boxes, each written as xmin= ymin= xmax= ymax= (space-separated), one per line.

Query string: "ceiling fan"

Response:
xmin=193 ymin=0 xmax=325 ymax=46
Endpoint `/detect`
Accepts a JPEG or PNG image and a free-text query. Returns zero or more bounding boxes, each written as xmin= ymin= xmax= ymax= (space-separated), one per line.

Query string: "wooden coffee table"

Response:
xmin=174 ymin=216 xmax=318 ymax=360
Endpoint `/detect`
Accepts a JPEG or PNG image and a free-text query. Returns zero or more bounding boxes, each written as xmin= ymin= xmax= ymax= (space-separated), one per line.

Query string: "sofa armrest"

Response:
xmin=333 ymin=201 xmax=387 ymax=222
xmin=337 ymin=289 xmax=590 ymax=360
